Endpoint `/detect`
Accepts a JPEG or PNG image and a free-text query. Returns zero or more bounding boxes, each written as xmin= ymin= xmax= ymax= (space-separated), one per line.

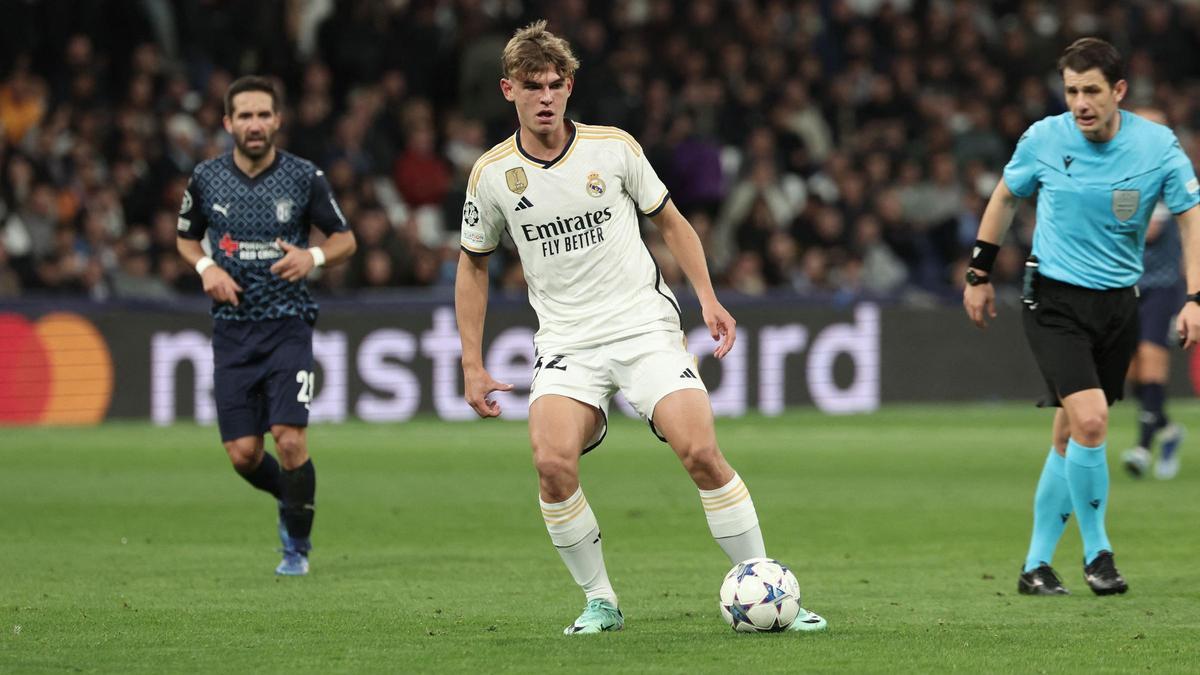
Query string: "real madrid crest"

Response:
xmin=586 ymin=171 xmax=605 ymax=198
xmin=505 ymin=167 xmax=528 ymax=194
xmin=275 ymin=199 xmax=294 ymax=223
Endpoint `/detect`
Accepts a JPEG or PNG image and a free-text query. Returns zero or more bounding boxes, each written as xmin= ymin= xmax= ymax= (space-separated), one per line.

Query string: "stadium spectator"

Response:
xmin=0 ymin=2 xmax=1196 ymax=304
xmin=0 ymin=64 xmax=46 ymax=145
xmin=392 ymin=124 xmax=451 ymax=209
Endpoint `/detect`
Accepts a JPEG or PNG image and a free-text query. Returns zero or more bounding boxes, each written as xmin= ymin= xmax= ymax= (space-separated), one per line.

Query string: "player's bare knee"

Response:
xmin=533 ymin=447 xmax=579 ymax=502
xmin=678 ymin=441 xmax=723 ymax=479
xmin=224 ymin=440 xmax=262 ymax=472
xmin=1072 ymin=411 xmax=1108 ymax=446
xmin=273 ymin=430 xmax=307 ymax=467
xmin=532 ymin=450 xmax=575 ymax=482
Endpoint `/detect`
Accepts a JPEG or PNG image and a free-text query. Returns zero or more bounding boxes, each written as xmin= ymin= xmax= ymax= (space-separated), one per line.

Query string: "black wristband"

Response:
xmin=970 ymin=240 xmax=1000 ymax=273
xmin=1188 ymin=293 xmax=1200 ymax=305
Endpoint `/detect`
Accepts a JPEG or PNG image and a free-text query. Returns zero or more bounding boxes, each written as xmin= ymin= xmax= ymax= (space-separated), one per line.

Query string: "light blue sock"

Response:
xmin=1065 ymin=438 xmax=1111 ymax=564
xmin=1023 ymin=448 xmax=1073 ymax=573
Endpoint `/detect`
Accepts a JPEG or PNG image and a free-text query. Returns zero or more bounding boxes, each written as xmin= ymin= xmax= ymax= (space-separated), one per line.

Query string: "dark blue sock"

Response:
xmin=1024 ymin=448 xmax=1073 ymax=572
xmin=281 ymin=459 xmax=316 ymax=550
xmin=236 ymin=452 xmax=282 ymax=499
xmin=1137 ymin=383 xmax=1166 ymax=449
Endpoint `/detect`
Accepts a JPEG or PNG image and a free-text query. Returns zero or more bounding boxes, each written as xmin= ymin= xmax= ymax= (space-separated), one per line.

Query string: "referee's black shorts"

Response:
xmin=1021 ymin=275 xmax=1139 ymax=407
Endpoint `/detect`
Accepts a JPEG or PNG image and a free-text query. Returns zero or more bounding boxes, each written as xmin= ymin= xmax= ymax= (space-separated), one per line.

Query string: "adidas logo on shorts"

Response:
xmin=680 ymin=368 xmax=698 ymax=379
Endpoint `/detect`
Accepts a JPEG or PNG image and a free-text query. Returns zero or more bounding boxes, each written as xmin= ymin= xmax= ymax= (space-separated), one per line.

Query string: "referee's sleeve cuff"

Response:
xmin=1170 ymin=199 xmax=1200 ymax=217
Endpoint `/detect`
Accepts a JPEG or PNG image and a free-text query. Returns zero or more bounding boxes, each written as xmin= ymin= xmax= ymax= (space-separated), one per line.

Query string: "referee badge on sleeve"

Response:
xmin=1111 ymin=189 xmax=1139 ymax=220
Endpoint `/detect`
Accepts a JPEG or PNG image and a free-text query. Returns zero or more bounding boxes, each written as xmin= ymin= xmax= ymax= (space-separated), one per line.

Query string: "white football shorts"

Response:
xmin=528 ymin=329 xmax=707 ymax=452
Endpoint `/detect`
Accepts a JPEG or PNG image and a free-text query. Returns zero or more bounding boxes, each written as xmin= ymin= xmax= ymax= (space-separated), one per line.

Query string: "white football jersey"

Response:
xmin=461 ymin=122 xmax=682 ymax=353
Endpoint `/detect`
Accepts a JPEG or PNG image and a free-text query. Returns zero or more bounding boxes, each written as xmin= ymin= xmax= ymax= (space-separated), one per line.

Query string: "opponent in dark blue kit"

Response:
xmin=176 ymin=76 xmax=357 ymax=575
xmin=963 ymin=39 xmax=1200 ymax=596
xmin=1121 ymin=108 xmax=1187 ymax=481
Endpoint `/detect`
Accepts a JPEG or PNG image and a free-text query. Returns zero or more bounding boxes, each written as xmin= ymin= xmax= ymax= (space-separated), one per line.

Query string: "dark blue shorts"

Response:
xmin=1138 ymin=281 xmax=1185 ymax=347
xmin=213 ymin=316 xmax=314 ymax=442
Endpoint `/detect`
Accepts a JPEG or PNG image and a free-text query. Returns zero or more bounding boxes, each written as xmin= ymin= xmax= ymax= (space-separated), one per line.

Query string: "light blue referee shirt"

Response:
xmin=1003 ymin=110 xmax=1200 ymax=289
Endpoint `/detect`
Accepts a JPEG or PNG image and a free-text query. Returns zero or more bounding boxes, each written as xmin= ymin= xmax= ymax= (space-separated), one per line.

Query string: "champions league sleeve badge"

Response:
xmin=463 ymin=201 xmax=480 ymax=227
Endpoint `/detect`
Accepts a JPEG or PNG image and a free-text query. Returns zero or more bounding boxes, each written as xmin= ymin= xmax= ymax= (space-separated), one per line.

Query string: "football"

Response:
xmin=718 ymin=557 xmax=802 ymax=632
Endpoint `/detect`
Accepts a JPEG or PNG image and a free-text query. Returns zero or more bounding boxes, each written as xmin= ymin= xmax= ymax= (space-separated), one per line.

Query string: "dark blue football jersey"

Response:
xmin=1140 ymin=207 xmax=1183 ymax=290
xmin=178 ymin=150 xmax=349 ymax=322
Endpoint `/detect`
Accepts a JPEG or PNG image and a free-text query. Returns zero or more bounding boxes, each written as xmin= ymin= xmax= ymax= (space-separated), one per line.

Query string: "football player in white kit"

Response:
xmin=454 ymin=20 xmax=826 ymax=635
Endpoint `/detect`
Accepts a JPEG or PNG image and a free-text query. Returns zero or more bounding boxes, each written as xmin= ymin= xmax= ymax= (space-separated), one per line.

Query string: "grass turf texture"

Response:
xmin=2 ymin=403 xmax=1199 ymax=673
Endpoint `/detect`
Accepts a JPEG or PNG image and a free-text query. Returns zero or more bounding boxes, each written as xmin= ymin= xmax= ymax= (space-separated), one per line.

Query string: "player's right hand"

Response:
xmin=963 ymin=282 xmax=996 ymax=329
xmin=1176 ymin=302 xmax=1200 ymax=349
xmin=201 ymin=265 xmax=243 ymax=306
xmin=463 ymin=366 xmax=514 ymax=418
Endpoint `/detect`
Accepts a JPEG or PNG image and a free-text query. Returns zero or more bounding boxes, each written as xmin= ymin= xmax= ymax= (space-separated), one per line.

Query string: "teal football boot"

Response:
xmin=563 ymin=598 xmax=623 ymax=635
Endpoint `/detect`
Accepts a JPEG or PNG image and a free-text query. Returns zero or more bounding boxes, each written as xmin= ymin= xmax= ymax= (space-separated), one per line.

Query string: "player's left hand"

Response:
xmin=271 ymin=239 xmax=316 ymax=282
xmin=702 ymin=300 xmax=737 ymax=359
xmin=1176 ymin=302 xmax=1200 ymax=349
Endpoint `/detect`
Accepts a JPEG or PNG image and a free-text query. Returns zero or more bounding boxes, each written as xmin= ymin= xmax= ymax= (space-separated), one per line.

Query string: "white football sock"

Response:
xmin=541 ymin=487 xmax=616 ymax=605
xmin=699 ymin=473 xmax=766 ymax=564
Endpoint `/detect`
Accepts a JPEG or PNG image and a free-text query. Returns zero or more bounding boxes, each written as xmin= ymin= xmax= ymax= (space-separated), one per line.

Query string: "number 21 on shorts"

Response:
xmin=296 ymin=370 xmax=315 ymax=409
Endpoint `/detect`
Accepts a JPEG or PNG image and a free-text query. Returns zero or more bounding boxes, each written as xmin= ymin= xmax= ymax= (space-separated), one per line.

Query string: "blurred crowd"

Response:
xmin=1 ymin=0 xmax=1199 ymax=304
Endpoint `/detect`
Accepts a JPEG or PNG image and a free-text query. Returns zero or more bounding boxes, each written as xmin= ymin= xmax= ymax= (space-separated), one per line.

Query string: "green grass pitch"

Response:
xmin=3 ymin=403 xmax=1199 ymax=673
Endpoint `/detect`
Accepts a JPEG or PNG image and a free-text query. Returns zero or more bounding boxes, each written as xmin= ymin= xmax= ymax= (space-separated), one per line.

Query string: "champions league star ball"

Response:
xmin=719 ymin=557 xmax=802 ymax=632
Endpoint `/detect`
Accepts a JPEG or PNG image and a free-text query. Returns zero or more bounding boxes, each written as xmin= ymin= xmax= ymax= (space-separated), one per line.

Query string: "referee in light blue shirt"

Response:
xmin=963 ymin=38 xmax=1200 ymax=597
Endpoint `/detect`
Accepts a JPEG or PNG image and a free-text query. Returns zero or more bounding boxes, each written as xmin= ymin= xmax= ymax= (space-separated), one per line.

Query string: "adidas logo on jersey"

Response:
xmin=680 ymin=368 xmax=698 ymax=379
xmin=514 ymin=196 xmax=534 ymax=211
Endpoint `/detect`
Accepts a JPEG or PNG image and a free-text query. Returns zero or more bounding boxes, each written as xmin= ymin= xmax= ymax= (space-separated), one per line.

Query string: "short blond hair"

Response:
xmin=501 ymin=20 xmax=579 ymax=80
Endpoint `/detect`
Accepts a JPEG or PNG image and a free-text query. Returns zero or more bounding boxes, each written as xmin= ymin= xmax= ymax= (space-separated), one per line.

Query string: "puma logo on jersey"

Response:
xmin=680 ymin=368 xmax=698 ymax=379
xmin=514 ymin=196 xmax=534 ymax=211
xmin=213 ymin=203 xmax=230 ymax=216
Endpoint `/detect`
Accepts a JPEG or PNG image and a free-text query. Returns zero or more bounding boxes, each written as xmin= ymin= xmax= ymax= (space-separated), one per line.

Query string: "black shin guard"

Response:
xmin=280 ymin=459 xmax=316 ymax=547
xmin=236 ymin=452 xmax=282 ymax=499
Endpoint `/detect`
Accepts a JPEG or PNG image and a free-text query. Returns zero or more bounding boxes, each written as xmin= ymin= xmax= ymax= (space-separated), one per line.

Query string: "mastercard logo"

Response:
xmin=0 ymin=312 xmax=114 ymax=424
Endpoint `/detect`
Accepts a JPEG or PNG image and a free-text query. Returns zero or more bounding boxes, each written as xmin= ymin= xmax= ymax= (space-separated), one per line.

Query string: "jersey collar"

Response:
xmin=228 ymin=149 xmax=283 ymax=185
xmin=514 ymin=120 xmax=577 ymax=169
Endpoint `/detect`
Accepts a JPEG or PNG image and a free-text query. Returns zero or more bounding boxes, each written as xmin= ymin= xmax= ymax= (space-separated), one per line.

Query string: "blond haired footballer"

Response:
xmin=455 ymin=21 xmax=826 ymax=634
